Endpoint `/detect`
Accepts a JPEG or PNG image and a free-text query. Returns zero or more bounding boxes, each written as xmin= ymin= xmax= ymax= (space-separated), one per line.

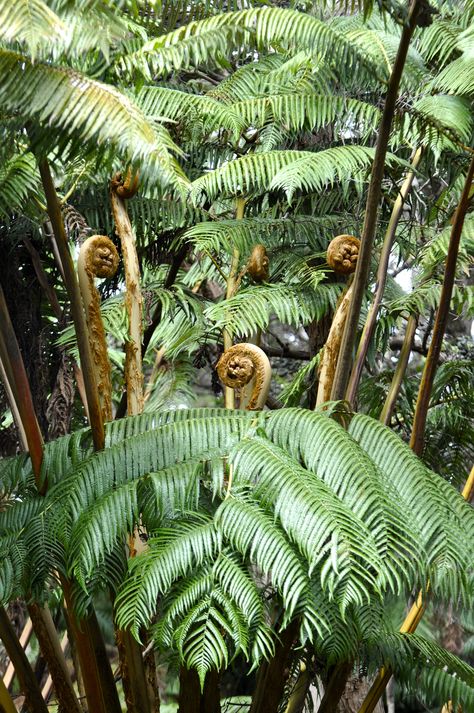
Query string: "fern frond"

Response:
xmin=119 ymin=7 xmax=377 ymax=80
xmin=190 ymin=146 xmax=389 ymax=203
xmin=0 ymin=50 xmax=188 ymax=191
xmin=231 ymin=94 xmax=381 ymax=136
xmin=205 ymin=283 xmax=342 ymax=337
xmin=136 ymin=85 xmax=244 ymax=140
xmin=0 ymin=152 xmax=41 ymax=217
xmin=348 ymin=415 xmax=474 ymax=600
xmin=231 ymin=438 xmax=383 ymax=611
xmin=183 ymin=215 xmax=340 ymax=255
xmin=264 ymin=409 xmax=423 ymax=593
xmin=115 ymin=513 xmax=221 ymax=637
xmin=0 ymin=0 xmax=65 ymax=53
xmin=431 ymin=56 xmax=474 ymax=95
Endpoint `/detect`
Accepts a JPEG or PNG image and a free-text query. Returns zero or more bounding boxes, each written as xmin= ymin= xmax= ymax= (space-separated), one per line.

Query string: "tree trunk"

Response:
xmin=249 ymin=620 xmax=299 ymax=713
xmin=178 ymin=667 xmax=221 ymax=713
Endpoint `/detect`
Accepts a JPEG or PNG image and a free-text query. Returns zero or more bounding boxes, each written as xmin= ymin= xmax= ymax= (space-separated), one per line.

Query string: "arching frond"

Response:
xmin=0 ymin=50 xmax=189 ymax=191
xmin=119 ymin=6 xmax=379 ymax=80
xmin=0 ymin=0 xmax=65 ymax=53
xmin=190 ymin=146 xmax=391 ymax=203
xmin=348 ymin=415 xmax=474 ymax=600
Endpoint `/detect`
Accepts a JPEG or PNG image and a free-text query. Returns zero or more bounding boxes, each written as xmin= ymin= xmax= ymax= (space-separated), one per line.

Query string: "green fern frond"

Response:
xmin=231 ymin=438 xmax=383 ymax=610
xmin=183 ymin=215 xmax=340 ymax=256
xmin=190 ymin=146 xmax=389 ymax=203
xmin=205 ymin=283 xmax=342 ymax=337
xmin=0 ymin=50 xmax=189 ymax=191
xmin=264 ymin=409 xmax=423 ymax=593
xmin=431 ymin=55 xmax=474 ymax=95
xmin=231 ymin=94 xmax=381 ymax=136
xmin=115 ymin=513 xmax=221 ymax=637
xmin=119 ymin=7 xmax=377 ymax=80
xmin=0 ymin=152 xmax=41 ymax=218
xmin=348 ymin=415 xmax=474 ymax=600
xmin=0 ymin=0 xmax=65 ymax=53
xmin=136 ymin=85 xmax=244 ymax=140
xmin=372 ymin=632 xmax=474 ymax=708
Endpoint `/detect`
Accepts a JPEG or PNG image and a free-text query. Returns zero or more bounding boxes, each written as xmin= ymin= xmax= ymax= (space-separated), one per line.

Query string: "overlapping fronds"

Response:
xmin=348 ymin=414 xmax=474 ymax=600
xmin=0 ymin=50 xmax=188 ymax=191
xmin=190 ymin=146 xmax=393 ymax=203
xmin=118 ymin=6 xmax=378 ymax=80
xmin=2 ymin=405 xmax=474 ymax=686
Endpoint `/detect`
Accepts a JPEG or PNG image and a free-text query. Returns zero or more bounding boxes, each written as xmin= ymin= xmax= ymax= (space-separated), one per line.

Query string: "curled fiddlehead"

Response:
xmin=327 ymin=234 xmax=360 ymax=275
xmin=111 ymin=169 xmax=139 ymax=199
xmin=247 ymin=244 xmax=269 ymax=283
xmin=77 ymin=236 xmax=119 ymax=421
xmin=217 ymin=343 xmax=271 ymax=410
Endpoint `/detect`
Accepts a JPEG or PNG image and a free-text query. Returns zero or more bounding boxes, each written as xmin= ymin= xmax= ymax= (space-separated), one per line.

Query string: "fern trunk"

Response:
xmin=178 ymin=666 xmax=221 ymax=713
xmin=0 ymin=607 xmax=49 ymax=713
xmin=249 ymin=620 xmax=299 ymax=713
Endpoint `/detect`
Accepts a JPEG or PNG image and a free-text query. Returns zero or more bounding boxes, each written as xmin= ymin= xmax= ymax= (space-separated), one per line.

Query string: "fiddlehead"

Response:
xmin=77 ymin=236 xmax=119 ymax=421
xmin=316 ymin=235 xmax=360 ymax=405
xmin=110 ymin=169 xmax=139 ymax=199
xmin=110 ymin=171 xmax=144 ymax=415
xmin=217 ymin=343 xmax=271 ymax=410
xmin=327 ymin=234 xmax=360 ymax=275
xmin=247 ymin=244 xmax=269 ymax=283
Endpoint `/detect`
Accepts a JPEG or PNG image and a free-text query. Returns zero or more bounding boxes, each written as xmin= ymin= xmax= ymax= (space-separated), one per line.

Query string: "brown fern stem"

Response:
xmin=346 ymin=147 xmax=422 ymax=406
xmin=410 ymin=153 xmax=474 ymax=455
xmin=0 ymin=607 xmax=49 ymax=713
xmin=331 ymin=0 xmax=425 ymax=401
xmin=38 ymin=158 xmax=105 ymax=451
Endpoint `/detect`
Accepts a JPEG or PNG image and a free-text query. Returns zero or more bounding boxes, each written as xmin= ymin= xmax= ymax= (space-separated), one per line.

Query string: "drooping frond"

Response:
xmin=190 ymin=146 xmax=394 ymax=203
xmin=262 ymin=409 xmax=423 ymax=595
xmin=0 ymin=50 xmax=189 ymax=191
xmin=370 ymin=632 xmax=474 ymax=709
xmin=230 ymin=438 xmax=384 ymax=611
xmin=118 ymin=6 xmax=379 ymax=80
xmin=431 ymin=56 xmax=474 ymax=95
xmin=348 ymin=414 xmax=474 ymax=600
xmin=115 ymin=513 xmax=221 ymax=637
xmin=0 ymin=152 xmax=41 ymax=218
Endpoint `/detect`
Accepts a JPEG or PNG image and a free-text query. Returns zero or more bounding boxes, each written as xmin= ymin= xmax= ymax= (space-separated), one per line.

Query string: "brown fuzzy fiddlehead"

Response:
xmin=111 ymin=169 xmax=139 ymax=200
xmin=327 ymin=234 xmax=360 ymax=274
xmin=247 ymin=244 xmax=269 ymax=283
xmin=217 ymin=343 xmax=271 ymax=410
xmin=77 ymin=236 xmax=119 ymax=421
